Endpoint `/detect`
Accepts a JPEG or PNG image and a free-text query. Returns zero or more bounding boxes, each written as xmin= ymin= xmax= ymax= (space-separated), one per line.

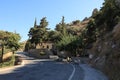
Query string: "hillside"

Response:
xmin=62 ymin=0 xmax=120 ymax=80
xmin=24 ymin=0 xmax=120 ymax=79
xmin=66 ymin=18 xmax=90 ymax=36
xmin=88 ymin=23 xmax=120 ymax=80
xmin=85 ymin=0 xmax=120 ymax=80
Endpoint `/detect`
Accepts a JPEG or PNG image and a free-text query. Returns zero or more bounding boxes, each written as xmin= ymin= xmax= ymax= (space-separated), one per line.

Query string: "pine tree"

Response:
xmin=34 ymin=18 xmax=37 ymax=28
xmin=55 ymin=16 xmax=67 ymax=35
xmin=27 ymin=17 xmax=49 ymax=48
xmin=40 ymin=17 xmax=48 ymax=28
xmin=61 ymin=16 xmax=67 ymax=35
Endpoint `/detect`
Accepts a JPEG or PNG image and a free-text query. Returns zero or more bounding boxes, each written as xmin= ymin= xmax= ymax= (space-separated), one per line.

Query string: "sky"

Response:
xmin=0 ymin=0 xmax=104 ymax=42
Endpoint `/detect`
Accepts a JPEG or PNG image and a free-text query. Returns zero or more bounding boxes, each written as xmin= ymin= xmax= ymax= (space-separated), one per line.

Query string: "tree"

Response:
xmin=86 ymin=19 xmax=96 ymax=43
xmin=24 ymin=39 xmax=32 ymax=51
xmin=55 ymin=16 xmax=67 ymax=35
xmin=72 ymin=20 xmax=80 ymax=25
xmin=48 ymin=30 xmax=61 ymax=42
xmin=6 ymin=32 xmax=21 ymax=53
xmin=0 ymin=30 xmax=7 ymax=62
xmin=0 ymin=30 xmax=21 ymax=62
xmin=40 ymin=17 xmax=48 ymax=28
xmin=55 ymin=24 xmax=62 ymax=32
xmin=94 ymin=0 xmax=120 ymax=31
xmin=28 ymin=17 xmax=49 ymax=48
xmin=92 ymin=8 xmax=99 ymax=17
xmin=55 ymin=34 xmax=84 ymax=56
xmin=34 ymin=18 xmax=37 ymax=28
xmin=61 ymin=16 xmax=67 ymax=35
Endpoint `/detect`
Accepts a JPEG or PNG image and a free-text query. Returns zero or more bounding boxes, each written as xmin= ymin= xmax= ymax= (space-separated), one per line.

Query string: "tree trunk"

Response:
xmin=1 ymin=45 xmax=4 ymax=63
xmin=12 ymin=50 xmax=15 ymax=54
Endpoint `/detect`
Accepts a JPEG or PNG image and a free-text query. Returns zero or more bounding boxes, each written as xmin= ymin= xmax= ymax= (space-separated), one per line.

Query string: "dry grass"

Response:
xmin=112 ymin=23 xmax=120 ymax=40
xmin=3 ymin=52 xmax=13 ymax=60
xmin=103 ymin=58 xmax=120 ymax=80
xmin=89 ymin=23 xmax=120 ymax=80
xmin=0 ymin=55 xmax=15 ymax=68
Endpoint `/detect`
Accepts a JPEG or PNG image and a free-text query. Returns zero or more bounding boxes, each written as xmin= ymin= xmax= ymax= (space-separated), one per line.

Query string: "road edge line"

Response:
xmin=68 ymin=64 xmax=75 ymax=80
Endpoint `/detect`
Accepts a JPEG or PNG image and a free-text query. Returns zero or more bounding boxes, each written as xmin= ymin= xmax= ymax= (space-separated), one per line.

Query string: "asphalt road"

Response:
xmin=0 ymin=60 xmax=84 ymax=80
xmin=0 ymin=52 xmax=108 ymax=80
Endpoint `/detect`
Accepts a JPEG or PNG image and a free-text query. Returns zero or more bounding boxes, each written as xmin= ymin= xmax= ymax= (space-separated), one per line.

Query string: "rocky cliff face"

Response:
xmin=88 ymin=23 xmax=120 ymax=80
xmin=115 ymin=0 xmax=120 ymax=9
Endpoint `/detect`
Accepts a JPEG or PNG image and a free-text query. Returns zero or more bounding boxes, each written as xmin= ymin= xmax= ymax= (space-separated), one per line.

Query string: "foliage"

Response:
xmin=0 ymin=48 xmax=11 ymax=55
xmin=25 ymin=1 xmax=120 ymax=55
xmin=55 ymin=24 xmax=63 ymax=32
xmin=72 ymin=20 xmax=80 ymax=25
xmin=55 ymin=16 xmax=67 ymax=36
xmin=0 ymin=30 xmax=21 ymax=50
xmin=40 ymin=17 xmax=48 ymax=28
xmin=24 ymin=39 xmax=32 ymax=51
xmin=19 ymin=41 xmax=26 ymax=50
xmin=85 ymin=19 xmax=97 ymax=43
xmin=56 ymin=34 xmax=77 ymax=50
xmin=0 ymin=55 xmax=15 ymax=68
xmin=0 ymin=30 xmax=21 ymax=62
xmin=79 ymin=0 xmax=120 ymax=49
xmin=55 ymin=34 xmax=84 ymax=56
xmin=94 ymin=0 xmax=120 ymax=32
xmin=48 ymin=30 xmax=61 ymax=42
xmin=92 ymin=8 xmax=99 ymax=17
xmin=28 ymin=17 xmax=49 ymax=48
xmin=6 ymin=33 xmax=21 ymax=51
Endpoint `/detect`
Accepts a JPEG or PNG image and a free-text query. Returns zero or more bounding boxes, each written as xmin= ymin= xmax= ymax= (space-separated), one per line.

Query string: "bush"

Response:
xmin=0 ymin=55 xmax=15 ymax=68
xmin=14 ymin=56 xmax=23 ymax=65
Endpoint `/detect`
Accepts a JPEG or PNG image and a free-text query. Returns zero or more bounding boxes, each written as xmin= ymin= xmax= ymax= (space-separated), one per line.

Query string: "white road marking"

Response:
xmin=68 ymin=64 xmax=75 ymax=80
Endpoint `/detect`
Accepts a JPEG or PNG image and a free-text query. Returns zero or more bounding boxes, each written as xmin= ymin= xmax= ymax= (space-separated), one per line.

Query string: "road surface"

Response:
xmin=0 ymin=52 xmax=108 ymax=80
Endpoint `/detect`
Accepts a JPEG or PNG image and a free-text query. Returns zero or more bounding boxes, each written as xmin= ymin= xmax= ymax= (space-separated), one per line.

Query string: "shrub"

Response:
xmin=0 ymin=55 xmax=15 ymax=68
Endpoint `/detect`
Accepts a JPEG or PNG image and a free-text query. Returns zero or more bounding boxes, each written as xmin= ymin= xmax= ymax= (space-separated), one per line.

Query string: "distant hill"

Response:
xmin=66 ymin=18 xmax=90 ymax=36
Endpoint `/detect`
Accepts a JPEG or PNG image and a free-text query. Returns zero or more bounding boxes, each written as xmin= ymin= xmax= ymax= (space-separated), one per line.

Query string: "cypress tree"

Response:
xmin=34 ymin=18 xmax=37 ymax=28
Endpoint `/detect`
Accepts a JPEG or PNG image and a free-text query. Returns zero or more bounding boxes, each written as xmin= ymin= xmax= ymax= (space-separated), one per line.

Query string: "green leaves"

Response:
xmin=55 ymin=34 xmax=84 ymax=56
xmin=0 ymin=30 xmax=21 ymax=53
xmin=6 ymin=32 xmax=21 ymax=50
xmin=55 ymin=16 xmax=67 ymax=35
xmin=95 ymin=0 xmax=120 ymax=31
xmin=40 ymin=17 xmax=48 ymax=28
xmin=27 ymin=17 xmax=49 ymax=49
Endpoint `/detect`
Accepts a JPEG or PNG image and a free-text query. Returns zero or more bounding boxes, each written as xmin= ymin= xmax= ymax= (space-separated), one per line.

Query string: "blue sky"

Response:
xmin=0 ymin=0 xmax=104 ymax=41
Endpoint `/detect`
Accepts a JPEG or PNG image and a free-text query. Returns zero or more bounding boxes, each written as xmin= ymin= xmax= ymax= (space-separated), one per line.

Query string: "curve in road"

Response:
xmin=0 ymin=52 xmax=108 ymax=80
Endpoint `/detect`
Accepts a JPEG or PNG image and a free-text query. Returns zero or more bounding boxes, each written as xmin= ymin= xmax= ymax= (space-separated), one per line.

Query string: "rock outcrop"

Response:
xmin=88 ymin=23 xmax=120 ymax=80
